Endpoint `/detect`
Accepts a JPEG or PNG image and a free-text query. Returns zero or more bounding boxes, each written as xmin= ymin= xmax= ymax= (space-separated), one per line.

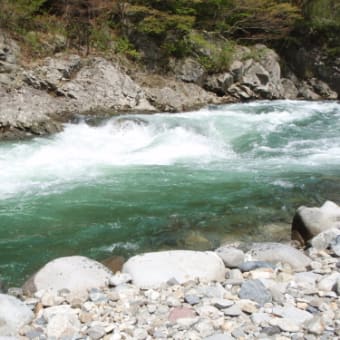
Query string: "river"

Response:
xmin=1 ymin=100 xmax=340 ymax=285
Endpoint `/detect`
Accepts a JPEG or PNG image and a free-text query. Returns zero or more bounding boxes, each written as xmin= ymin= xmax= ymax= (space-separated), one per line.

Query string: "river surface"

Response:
xmin=1 ymin=100 xmax=340 ymax=285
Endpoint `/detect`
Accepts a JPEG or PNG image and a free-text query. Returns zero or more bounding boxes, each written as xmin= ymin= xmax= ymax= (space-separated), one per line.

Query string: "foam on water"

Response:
xmin=1 ymin=100 xmax=340 ymax=285
xmin=0 ymin=100 xmax=339 ymax=199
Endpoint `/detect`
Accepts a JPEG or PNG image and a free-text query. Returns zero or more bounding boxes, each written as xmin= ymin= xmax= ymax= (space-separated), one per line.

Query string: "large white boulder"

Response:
xmin=122 ymin=250 xmax=226 ymax=288
xmin=22 ymin=256 xmax=113 ymax=298
xmin=0 ymin=294 xmax=34 ymax=336
xmin=292 ymin=201 xmax=340 ymax=245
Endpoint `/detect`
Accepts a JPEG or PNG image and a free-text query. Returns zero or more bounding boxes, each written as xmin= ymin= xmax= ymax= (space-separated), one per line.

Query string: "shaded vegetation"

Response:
xmin=0 ymin=0 xmax=338 ymax=61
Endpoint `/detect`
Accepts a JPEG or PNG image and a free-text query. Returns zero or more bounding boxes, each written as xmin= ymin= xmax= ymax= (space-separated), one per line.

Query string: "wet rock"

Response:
xmin=215 ymin=246 xmax=245 ymax=268
xmin=292 ymin=201 xmax=340 ymax=245
xmin=101 ymin=255 xmax=125 ymax=273
xmin=122 ymin=250 xmax=226 ymax=288
xmin=22 ymin=256 xmax=112 ymax=298
xmin=0 ymin=294 xmax=34 ymax=336
xmin=239 ymin=279 xmax=272 ymax=306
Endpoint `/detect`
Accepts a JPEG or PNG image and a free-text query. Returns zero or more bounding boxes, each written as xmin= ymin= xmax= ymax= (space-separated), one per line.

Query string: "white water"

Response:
xmin=0 ymin=100 xmax=339 ymax=199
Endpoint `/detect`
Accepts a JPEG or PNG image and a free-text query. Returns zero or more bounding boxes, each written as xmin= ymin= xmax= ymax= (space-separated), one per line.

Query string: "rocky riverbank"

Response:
xmin=1 ymin=30 xmax=338 ymax=141
xmin=0 ymin=201 xmax=339 ymax=339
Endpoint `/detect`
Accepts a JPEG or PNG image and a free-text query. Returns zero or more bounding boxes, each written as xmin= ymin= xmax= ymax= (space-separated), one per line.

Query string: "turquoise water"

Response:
xmin=1 ymin=100 xmax=340 ymax=286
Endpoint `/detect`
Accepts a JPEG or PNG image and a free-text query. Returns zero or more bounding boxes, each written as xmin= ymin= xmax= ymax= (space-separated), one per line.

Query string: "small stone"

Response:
xmin=239 ymin=261 xmax=275 ymax=272
xmin=304 ymin=316 xmax=325 ymax=335
xmin=184 ymin=294 xmax=200 ymax=305
xmin=270 ymin=318 xmax=300 ymax=333
xmin=169 ymin=307 xmax=196 ymax=323
xmin=213 ymin=299 xmax=234 ymax=309
xmin=239 ymin=279 xmax=272 ymax=306
xmin=133 ymin=328 xmax=148 ymax=340
xmin=215 ymin=246 xmax=245 ymax=268
xmin=46 ymin=313 xmax=80 ymax=339
xmin=261 ymin=326 xmax=281 ymax=336
xmin=87 ymin=326 xmax=107 ymax=340
xmin=79 ymin=311 xmax=93 ymax=323
xmin=272 ymin=306 xmax=313 ymax=325
xmin=239 ymin=300 xmax=258 ymax=314
xmin=204 ymin=333 xmax=234 ymax=340
xmin=89 ymin=288 xmax=108 ymax=302
xmin=109 ymin=273 xmax=132 ymax=286
xmin=6 ymin=287 xmax=23 ymax=298
xmin=318 ymin=272 xmax=340 ymax=291
xmin=223 ymin=304 xmax=242 ymax=317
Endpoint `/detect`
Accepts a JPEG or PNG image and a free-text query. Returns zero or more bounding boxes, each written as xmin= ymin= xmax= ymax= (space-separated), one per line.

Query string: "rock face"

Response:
xmin=292 ymin=201 xmax=340 ymax=245
xmin=22 ymin=256 xmax=113 ymax=298
xmin=0 ymin=294 xmax=34 ymax=336
xmin=133 ymin=73 xmax=223 ymax=112
xmin=122 ymin=250 xmax=226 ymax=288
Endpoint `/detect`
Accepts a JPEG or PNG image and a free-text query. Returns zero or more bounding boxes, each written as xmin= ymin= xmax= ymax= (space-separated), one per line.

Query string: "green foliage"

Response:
xmin=189 ymin=32 xmax=235 ymax=73
xmin=115 ymin=37 xmax=141 ymax=60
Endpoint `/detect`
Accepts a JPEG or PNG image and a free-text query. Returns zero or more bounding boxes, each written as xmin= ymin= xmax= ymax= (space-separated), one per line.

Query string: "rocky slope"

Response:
xmin=0 ymin=31 xmax=338 ymax=140
xmin=0 ymin=201 xmax=339 ymax=339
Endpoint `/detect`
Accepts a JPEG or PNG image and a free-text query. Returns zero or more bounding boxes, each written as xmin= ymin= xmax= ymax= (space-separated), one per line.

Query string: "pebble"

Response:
xmin=5 ymin=237 xmax=338 ymax=340
xmin=239 ymin=279 xmax=272 ymax=306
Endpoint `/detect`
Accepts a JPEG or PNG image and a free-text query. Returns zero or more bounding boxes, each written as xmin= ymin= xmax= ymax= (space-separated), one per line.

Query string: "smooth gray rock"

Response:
xmin=272 ymin=305 xmax=313 ymax=325
xmin=22 ymin=256 xmax=112 ymax=298
xmin=0 ymin=294 xmax=34 ymax=336
xmin=239 ymin=279 xmax=272 ymax=306
xmin=215 ymin=246 xmax=245 ymax=268
xmin=311 ymin=228 xmax=340 ymax=250
xmin=205 ymin=334 xmax=234 ymax=340
xmin=123 ymin=250 xmax=226 ymax=288
xmin=238 ymin=261 xmax=275 ymax=272
xmin=245 ymin=242 xmax=311 ymax=271
xmin=292 ymin=201 xmax=340 ymax=245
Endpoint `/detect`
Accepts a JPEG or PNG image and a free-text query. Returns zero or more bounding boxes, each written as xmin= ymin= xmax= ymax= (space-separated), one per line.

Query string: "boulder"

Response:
xmin=298 ymin=82 xmax=321 ymax=100
xmin=281 ymin=78 xmax=299 ymax=99
xmin=310 ymin=228 xmax=340 ymax=250
xmin=137 ymin=74 xmax=221 ymax=112
xmin=0 ymin=294 xmax=34 ymax=336
xmin=205 ymin=73 xmax=234 ymax=96
xmin=170 ymin=57 xmax=206 ymax=84
xmin=122 ymin=250 xmax=226 ymax=288
xmin=292 ymin=201 xmax=340 ymax=245
xmin=245 ymin=242 xmax=311 ymax=271
xmin=0 ymin=31 xmax=20 ymax=71
xmin=22 ymin=256 xmax=113 ymax=298
xmin=215 ymin=246 xmax=245 ymax=268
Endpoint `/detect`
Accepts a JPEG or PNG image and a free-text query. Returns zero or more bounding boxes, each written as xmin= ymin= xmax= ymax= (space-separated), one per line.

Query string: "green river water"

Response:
xmin=1 ymin=100 xmax=340 ymax=286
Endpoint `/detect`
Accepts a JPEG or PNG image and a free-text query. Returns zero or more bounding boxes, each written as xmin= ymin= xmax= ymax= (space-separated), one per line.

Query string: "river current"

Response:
xmin=1 ymin=100 xmax=340 ymax=285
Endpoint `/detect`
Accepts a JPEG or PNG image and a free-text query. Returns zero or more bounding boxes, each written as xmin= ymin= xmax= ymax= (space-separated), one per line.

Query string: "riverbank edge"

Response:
xmin=1 ymin=31 xmax=339 ymax=141
xmin=0 ymin=202 xmax=339 ymax=339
